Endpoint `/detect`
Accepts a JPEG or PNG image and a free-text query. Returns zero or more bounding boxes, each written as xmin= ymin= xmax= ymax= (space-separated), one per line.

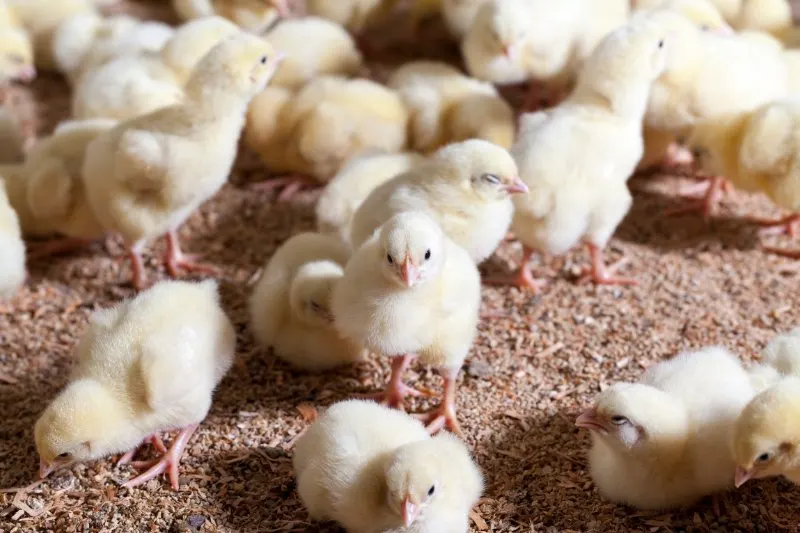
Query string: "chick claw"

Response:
xmin=664 ymin=176 xmax=730 ymax=218
xmin=122 ymin=425 xmax=198 ymax=491
xmin=164 ymin=231 xmax=219 ymax=279
xmin=749 ymin=214 xmax=800 ymax=238
xmin=414 ymin=402 xmax=463 ymax=438
xmin=117 ymin=434 xmax=168 ymax=466
xmin=578 ymin=244 xmax=637 ymax=286
xmin=484 ymin=246 xmax=548 ymax=292
xmin=360 ymin=381 xmax=434 ymax=411
xmin=250 ymin=175 xmax=318 ymax=203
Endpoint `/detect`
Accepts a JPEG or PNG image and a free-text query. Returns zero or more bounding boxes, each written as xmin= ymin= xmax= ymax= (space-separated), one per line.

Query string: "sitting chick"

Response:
xmin=81 ymin=34 xmax=283 ymax=290
xmin=294 ymin=399 xmax=484 ymax=532
xmin=249 ymin=233 xmax=363 ymax=371
xmin=316 ymin=151 xmax=425 ymax=246
xmin=246 ymin=76 xmax=408 ymax=201
xmin=0 ymin=177 xmax=25 ymax=299
xmin=350 ymin=139 xmax=526 ymax=265
xmin=333 ymin=212 xmax=481 ymax=434
xmin=34 ymin=279 xmax=235 ymax=489
xmin=577 ymin=346 xmax=757 ymax=509
xmin=304 ymin=0 xmax=397 ymax=34
xmin=172 ymin=0 xmax=287 ymax=34
xmin=506 ymin=17 xmax=669 ymax=290
xmin=388 ymin=60 xmax=515 ymax=152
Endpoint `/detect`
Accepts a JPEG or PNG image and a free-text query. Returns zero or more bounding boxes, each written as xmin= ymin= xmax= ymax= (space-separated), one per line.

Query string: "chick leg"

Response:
xmin=483 ymin=245 xmax=548 ymax=292
xmin=127 ymin=240 xmax=148 ymax=291
xmin=122 ymin=424 xmax=198 ymax=490
xmin=748 ymin=214 xmax=800 ymax=238
xmin=664 ymin=175 xmax=728 ymax=217
xmin=579 ymin=243 xmax=637 ymax=286
xmin=361 ymin=355 xmax=433 ymax=410
xmin=414 ymin=367 xmax=463 ymax=437
xmin=251 ymin=175 xmax=318 ymax=202
xmin=762 ymin=246 xmax=800 ymax=259
xmin=26 ymin=237 xmax=98 ymax=260
xmin=164 ymin=230 xmax=219 ymax=279
xmin=117 ymin=434 xmax=169 ymax=466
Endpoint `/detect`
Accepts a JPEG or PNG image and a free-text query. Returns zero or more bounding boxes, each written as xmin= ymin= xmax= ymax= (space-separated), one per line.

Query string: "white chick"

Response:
xmin=577 ymin=346 xmax=756 ymax=509
xmin=0 ymin=177 xmax=25 ymax=300
xmin=0 ymin=26 xmax=35 ymax=87
xmin=264 ymin=17 xmax=364 ymax=90
xmin=81 ymin=34 xmax=283 ymax=290
xmin=441 ymin=0 xmax=491 ymax=39
xmin=304 ymin=0 xmax=397 ymax=34
xmin=294 ymin=400 xmax=484 ymax=532
xmin=246 ymin=76 xmax=409 ymax=201
xmin=350 ymin=139 xmax=526 ymax=265
xmin=172 ymin=0 xmax=287 ymax=34
xmin=709 ymin=0 xmax=793 ymax=39
xmin=34 ymin=279 xmax=235 ymax=489
xmin=505 ymin=18 xmax=669 ymax=291
xmin=249 ymin=232 xmax=363 ymax=371
xmin=387 ymin=61 xmax=515 ymax=152
xmin=333 ymin=212 xmax=481 ymax=434
xmin=316 ymin=151 xmax=425 ymax=245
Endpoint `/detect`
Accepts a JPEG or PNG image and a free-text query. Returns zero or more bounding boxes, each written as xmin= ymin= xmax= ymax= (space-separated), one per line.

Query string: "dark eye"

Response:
xmin=260 ymin=55 xmax=268 ymax=64
xmin=427 ymin=485 xmax=435 ymax=496
xmin=657 ymin=40 xmax=664 ymax=49
xmin=700 ymin=24 xmax=710 ymax=31
xmin=610 ymin=416 xmax=628 ymax=425
xmin=756 ymin=452 xmax=772 ymax=464
xmin=310 ymin=301 xmax=322 ymax=311
xmin=387 ymin=254 xmax=393 ymax=264
xmin=481 ymin=173 xmax=501 ymax=185
xmin=57 ymin=452 xmax=69 ymax=458
xmin=424 ymin=249 xmax=431 ymax=261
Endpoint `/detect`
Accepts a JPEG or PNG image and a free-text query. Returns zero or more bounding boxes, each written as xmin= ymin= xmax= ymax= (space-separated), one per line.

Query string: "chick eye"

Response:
xmin=6 ymin=54 xmax=23 ymax=65
xmin=387 ymin=254 xmax=394 ymax=264
xmin=700 ymin=24 xmax=710 ymax=32
xmin=481 ymin=173 xmax=501 ymax=185
xmin=610 ymin=415 xmax=628 ymax=425
xmin=427 ymin=485 xmax=435 ymax=496
xmin=756 ymin=452 xmax=773 ymax=464
xmin=310 ymin=301 xmax=322 ymax=311
xmin=260 ymin=55 xmax=268 ymax=65
xmin=657 ymin=40 xmax=664 ymax=49
xmin=424 ymin=249 xmax=431 ymax=261
xmin=57 ymin=452 xmax=70 ymax=459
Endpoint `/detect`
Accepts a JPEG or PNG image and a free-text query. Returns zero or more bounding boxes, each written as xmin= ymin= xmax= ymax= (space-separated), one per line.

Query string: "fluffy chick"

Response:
xmin=316 ymin=151 xmax=425 ymax=245
xmin=350 ymin=139 xmax=525 ymax=265
xmin=441 ymin=0 xmax=491 ymax=39
xmin=172 ymin=0 xmax=285 ymax=34
xmin=82 ymin=34 xmax=282 ymax=290
xmin=294 ymin=400 xmax=483 ymax=532
xmin=506 ymin=18 xmax=669 ymax=290
xmin=304 ymin=0 xmax=397 ymax=34
xmin=577 ymin=346 xmax=756 ymax=509
xmin=34 ymin=279 xmax=235 ymax=489
xmin=246 ymin=76 xmax=408 ymax=200
xmin=388 ymin=60 xmax=515 ymax=152
xmin=0 ymin=177 xmax=25 ymax=300
xmin=709 ymin=0 xmax=792 ymax=39
xmin=333 ymin=212 xmax=481 ymax=434
xmin=264 ymin=17 xmax=364 ymax=90
xmin=0 ymin=26 xmax=35 ymax=86
xmin=249 ymin=233 xmax=363 ymax=371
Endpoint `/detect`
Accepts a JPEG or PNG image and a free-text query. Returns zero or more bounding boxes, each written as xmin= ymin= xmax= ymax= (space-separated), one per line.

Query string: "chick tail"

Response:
xmin=761 ymin=328 xmax=800 ymax=378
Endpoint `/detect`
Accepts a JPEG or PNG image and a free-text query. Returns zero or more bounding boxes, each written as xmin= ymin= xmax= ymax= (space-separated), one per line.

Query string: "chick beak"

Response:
xmin=16 ymin=65 xmax=36 ymax=83
xmin=575 ymin=407 xmax=607 ymax=434
xmin=39 ymin=458 xmax=56 ymax=479
xmin=714 ymin=24 xmax=735 ymax=36
xmin=504 ymin=176 xmax=529 ymax=194
xmin=400 ymin=260 xmax=418 ymax=288
xmin=275 ymin=51 xmax=286 ymax=65
xmin=502 ymin=45 xmax=511 ymax=58
xmin=401 ymin=496 xmax=420 ymax=527
xmin=734 ymin=466 xmax=754 ymax=488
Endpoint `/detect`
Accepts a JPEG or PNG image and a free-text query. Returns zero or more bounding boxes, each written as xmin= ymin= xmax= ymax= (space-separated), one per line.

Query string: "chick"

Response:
xmin=82 ymin=34 xmax=283 ymax=290
xmin=34 ymin=279 xmax=235 ymax=489
xmin=333 ymin=212 xmax=481 ymax=434
xmin=387 ymin=61 xmax=515 ymax=152
xmin=304 ymin=0 xmax=398 ymax=34
xmin=172 ymin=0 xmax=286 ymax=34
xmin=264 ymin=17 xmax=364 ymax=91
xmin=0 ymin=26 xmax=35 ymax=87
xmin=246 ymin=76 xmax=408 ymax=201
xmin=576 ymin=346 xmax=756 ymax=509
xmin=294 ymin=400 xmax=484 ymax=532
xmin=505 ymin=18 xmax=669 ymax=290
xmin=0 ymin=177 xmax=25 ymax=300
xmin=249 ymin=233 xmax=363 ymax=371
xmin=441 ymin=0 xmax=491 ymax=39
xmin=350 ymin=139 xmax=525 ymax=265
xmin=709 ymin=0 xmax=792 ymax=40
xmin=316 ymin=151 xmax=425 ymax=245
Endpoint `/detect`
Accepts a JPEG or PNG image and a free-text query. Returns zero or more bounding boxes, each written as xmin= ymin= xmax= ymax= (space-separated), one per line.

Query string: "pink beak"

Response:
xmin=15 ymin=65 xmax=36 ymax=83
xmin=401 ymin=260 xmax=418 ymax=288
xmin=502 ymin=45 xmax=512 ymax=58
xmin=734 ymin=466 xmax=753 ymax=488
xmin=504 ymin=176 xmax=529 ymax=194
xmin=275 ymin=51 xmax=286 ymax=64
xmin=575 ymin=407 xmax=608 ymax=433
xmin=401 ymin=496 xmax=420 ymax=527
xmin=39 ymin=458 xmax=55 ymax=479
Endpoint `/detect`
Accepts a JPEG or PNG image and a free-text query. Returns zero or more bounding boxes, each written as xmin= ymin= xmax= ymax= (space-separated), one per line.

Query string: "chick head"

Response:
xmin=732 ymin=378 xmax=800 ymax=487
xmin=0 ymin=28 xmax=35 ymax=83
xmin=289 ymin=260 xmax=343 ymax=327
xmin=663 ymin=0 xmax=734 ymax=33
xmin=159 ymin=16 xmax=241 ymax=82
xmin=476 ymin=0 xmax=533 ymax=60
xmin=35 ymin=379 xmax=129 ymax=478
xmin=434 ymin=139 xmax=526 ymax=201
xmin=576 ymin=383 xmax=689 ymax=454
xmin=379 ymin=212 xmax=445 ymax=289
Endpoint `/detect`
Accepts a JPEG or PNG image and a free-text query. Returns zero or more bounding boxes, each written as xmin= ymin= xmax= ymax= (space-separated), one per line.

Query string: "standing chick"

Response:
xmin=34 ymin=280 xmax=235 ymax=489
xmin=0 ymin=177 xmax=25 ymax=299
xmin=576 ymin=347 xmax=756 ymax=509
xmin=388 ymin=61 xmax=515 ymax=152
xmin=294 ymin=400 xmax=484 ymax=532
xmin=82 ymin=34 xmax=283 ymax=290
xmin=506 ymin=18 xmax=669 ymax=290
xmin=249 ymin=233 xmax=363 ymax=371
xmin=350 ymin=139 xmax=526 ymax=265
xmin=316 ymin=151 xmax=425 ymax=245
xmin=333 ymin=212 xmax=481 ymax=434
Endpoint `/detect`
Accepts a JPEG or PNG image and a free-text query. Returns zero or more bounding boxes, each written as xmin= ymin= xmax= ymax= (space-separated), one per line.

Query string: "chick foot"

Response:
xmin=26 ymin=237 xmax=97 ymax=260
xmin=117 ymin=434 xmax=168 ymax=466
xmin=127 ymin=242 xmax=148 ymax=291
xmin=251 ymin=175 xmax=318 ymax=202
xmin=414 ymin=368 xmax=462 ymax=437
xmin=762 ymin=246 xmax=800 ymax=259
xmin=579 ymin=243 xmax=637 ymax=286
xmin=122 ymin=424 xmax=198 ymax=490
xmin=749 ymin=214 xmax=800 ymax=238
xmin=483 ymin=246 xmax=548 ymax=292
xmin=361 ymin=355 xmax=433 ymax=410
xmin=664 ymin=176 xmax=729 ymax=217
xmin=164 ymin=230 xmax=219 ymax=279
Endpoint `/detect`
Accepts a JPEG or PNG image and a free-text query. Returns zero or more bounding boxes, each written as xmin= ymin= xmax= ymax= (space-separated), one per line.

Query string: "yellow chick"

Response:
xmin=304 ymin=0 xmax=398 ymax=34
xmin=2 ymin=118 xmax=114 ymax=257
xmin=350 ymin=139 xmax=525 ymax=265
xmin=249 ymin=233 xmax=364 ymax=371
xmin=577 ymin=346 xmax=757 ymax=509
xmin=388 ymin=60 xmax=515 ymax=152
xmin=264 ymin=17 xmax=364 ymax=91
xmin=442 ymin=0 xmax=492 ymax=39
xmin=246 ymin=76 xmax=408 ymax=201
xmin=172 ymin=0 xmax=287 ymax=34
xmin=81 ymin=34 xmax=283 ymax=290
xmin=0 ymin=26 xmax=35 ymax=87
xmin=294 ymin=400 xmax=484 ymax=532
xmin=316 ymin=151 xmax=425 ymax=245
xmin=505 ymin=18 xmax=670 ymax=290
xmin=34 ymin=279 xmax=235 ymax=490
xmin=0 ymin=177 xmax=25 ymax=300
xmin=333 ymin=212 xmax=481 ymax=434
xmin=708 ymin=0 xmax=793 ymax=40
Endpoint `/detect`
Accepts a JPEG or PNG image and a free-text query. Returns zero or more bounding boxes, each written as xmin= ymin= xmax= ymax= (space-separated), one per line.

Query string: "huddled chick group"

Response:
xmin=0 ymin=0 xmax=798 ymax=530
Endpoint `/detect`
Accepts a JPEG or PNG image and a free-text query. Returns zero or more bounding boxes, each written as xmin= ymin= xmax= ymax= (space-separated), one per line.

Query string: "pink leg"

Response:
xmin=484 ymin=246 xmax=548 ymax=292
xmin=117 ymin=434 xmax=169 ymax=466
xmin=762 ymin=246 xmax=800 ymax=259
xmin=122 ymin=425 xmax=198 ymax=490
xmin=163 ymin=230 xmax=219 ymax=279
xmin=250 ymin=175 xmax=319 ymax=202
xmin=26 ymin=237 xmax=98 ymax=260
xmin=664 ymin=176 xmax=728 ymax=217
xmin=747 ymin=214 xmax=800 ymax=238
xmin=579 ymin=243 xmax=638 ymax=286
xmin=128 ymin=241 xmax=147 ymax=291
xmin=414 ymin=367 xmax=463 ymax=437
xmin=359 ymin=355 xmax=433 ymax=411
